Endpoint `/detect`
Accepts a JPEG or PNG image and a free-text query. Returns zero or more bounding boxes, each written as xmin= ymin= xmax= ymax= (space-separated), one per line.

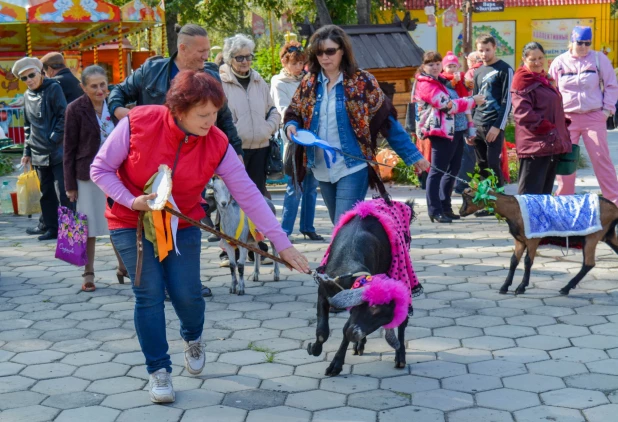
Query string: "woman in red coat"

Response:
xmin=91 ymin=70 xmax=309 ymax=404
xmin=511 ymin=42 xmax=571 ymax=194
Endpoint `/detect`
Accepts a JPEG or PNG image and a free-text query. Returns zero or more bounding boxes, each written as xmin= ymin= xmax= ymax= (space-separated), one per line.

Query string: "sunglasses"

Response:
xmin=286 ymin=46 xmax=303 ymax=54
xmin=576 ymin=41 xmax=592 ymax=46
xmin=20 ymin=72 xmax=38 ymax=82
xmin=234 ymin=54 xmax=254 ymax=63
xmin=316 ymin=47 xmax=341 ymax=57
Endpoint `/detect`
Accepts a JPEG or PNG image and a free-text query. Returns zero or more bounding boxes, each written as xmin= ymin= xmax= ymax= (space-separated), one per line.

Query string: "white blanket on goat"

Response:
xmin=514 ymin=194 xmax=602 ymax=239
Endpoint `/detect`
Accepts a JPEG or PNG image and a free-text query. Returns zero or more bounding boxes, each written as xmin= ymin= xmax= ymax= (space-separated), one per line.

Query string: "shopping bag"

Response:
xmin=55 ymin=205 xmax=88 ymax=266
xmin=16 ymin=164 xmax=41 ymax=215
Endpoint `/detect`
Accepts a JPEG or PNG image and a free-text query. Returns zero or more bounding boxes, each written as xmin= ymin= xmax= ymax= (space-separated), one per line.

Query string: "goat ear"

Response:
xmin=328 ymin=288 xmax=365 ymax=309
xmin=384 ymin=328 xmax=400 ymax=350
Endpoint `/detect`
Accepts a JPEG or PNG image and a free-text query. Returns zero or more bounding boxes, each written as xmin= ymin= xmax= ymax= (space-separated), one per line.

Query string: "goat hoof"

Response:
xmin=559 ymin=288 xmax=569 ymax=296
xmin=238 ymin=290 xmax=244 ymax=296
xmin=499 ymin=289 xmax=508 ymax=294
xmin=325 ymin=363 xmax=343 ymax=377
xmin=515 ymin=288 xmax=526 ymax=295
xmin=274 ymin=275 xmax=280 ymax=281
xmin=395 ymin=361 xmax=406 ymax=369
xmin=229 ymin=287 xmax=236 ymax=294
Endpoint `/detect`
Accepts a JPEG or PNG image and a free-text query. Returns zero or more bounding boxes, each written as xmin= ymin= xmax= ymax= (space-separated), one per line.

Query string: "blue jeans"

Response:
xmin=455 ymin=142 xmax=477 ymax=193
xmin=319 ymin=167 xmax=369 ymax=224
xmin=110 ymin=226 xmax=204 ymax=374
xmin=281 ymin=171 xmax=319 ymax=235
xmin=426 ymin=132 xmax=465 ymax=216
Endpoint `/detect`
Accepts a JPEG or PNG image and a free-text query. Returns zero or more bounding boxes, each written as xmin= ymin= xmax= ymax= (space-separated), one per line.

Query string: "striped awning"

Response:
xmin=402 ymin=0 xmax=613 ymax=9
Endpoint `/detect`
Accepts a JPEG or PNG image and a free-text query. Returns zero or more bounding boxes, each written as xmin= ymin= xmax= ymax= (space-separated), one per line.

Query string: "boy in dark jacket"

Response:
xmin=472 ymin=34 xmax=514 ymax=190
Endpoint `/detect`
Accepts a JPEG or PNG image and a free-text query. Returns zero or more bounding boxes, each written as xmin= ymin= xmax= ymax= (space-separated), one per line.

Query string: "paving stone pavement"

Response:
xmin=1 ymin=185 xmax=618 ymax=421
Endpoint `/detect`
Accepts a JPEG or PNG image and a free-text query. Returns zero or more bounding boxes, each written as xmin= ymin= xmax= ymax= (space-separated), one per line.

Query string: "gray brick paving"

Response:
xmin=1 ymin=183 xmax=618 ymax=421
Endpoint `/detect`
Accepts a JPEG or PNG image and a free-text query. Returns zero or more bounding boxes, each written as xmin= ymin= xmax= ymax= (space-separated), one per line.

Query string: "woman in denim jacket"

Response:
xmin=284 ymin=25 xmax=429 ymax=224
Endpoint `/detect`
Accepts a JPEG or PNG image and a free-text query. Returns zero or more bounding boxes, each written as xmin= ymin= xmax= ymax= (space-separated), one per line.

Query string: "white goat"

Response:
xmin=212 ymin=177 xmax=280 ymax=295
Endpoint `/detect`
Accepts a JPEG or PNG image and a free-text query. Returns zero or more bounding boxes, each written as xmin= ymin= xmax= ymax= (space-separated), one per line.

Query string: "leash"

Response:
xmin=328 ymin=148 xmax=471 ymax=187
xmin=313 ymin=271 xmax=372 ymax=291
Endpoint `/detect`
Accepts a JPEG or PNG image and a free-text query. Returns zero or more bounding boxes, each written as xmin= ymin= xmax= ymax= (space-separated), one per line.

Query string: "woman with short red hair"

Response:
xmin=91 ymin=70 xmax=309 ymax=404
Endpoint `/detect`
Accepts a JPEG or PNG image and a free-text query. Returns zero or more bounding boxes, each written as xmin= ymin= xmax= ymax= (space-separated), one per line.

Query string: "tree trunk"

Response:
xmin=166 ymin=12 xmax=178 ymax=57
xmin=314 ymin=0 xmax=332 ymax=25
xmin=356 ymin=0 xmax=371 ymax=25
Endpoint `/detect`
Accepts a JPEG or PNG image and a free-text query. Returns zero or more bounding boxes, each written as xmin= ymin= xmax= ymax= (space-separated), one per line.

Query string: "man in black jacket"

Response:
xmin=41 ymin=52 xmax=83 ymax=104
xmin=108 ymin=24 xmax=244 ymax=159
xmin=13 ymin=57 xmax=70 ymax=241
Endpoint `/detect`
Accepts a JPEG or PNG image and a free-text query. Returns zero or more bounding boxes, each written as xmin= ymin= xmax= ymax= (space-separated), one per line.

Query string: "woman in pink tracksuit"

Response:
xmin=548 ymin=26 xmax=618 ymax=205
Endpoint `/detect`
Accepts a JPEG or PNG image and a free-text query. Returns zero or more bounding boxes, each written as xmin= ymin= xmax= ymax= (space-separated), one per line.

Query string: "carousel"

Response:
xmin=0 ymin=0 xmax=166 ymax=146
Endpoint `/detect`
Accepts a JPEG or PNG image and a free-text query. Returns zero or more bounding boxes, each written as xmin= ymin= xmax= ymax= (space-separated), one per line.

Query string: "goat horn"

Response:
xmin=384 ymin=328 xmax=400 ymax=350
xmin=328 ymin=288 xmax=365 ymax=309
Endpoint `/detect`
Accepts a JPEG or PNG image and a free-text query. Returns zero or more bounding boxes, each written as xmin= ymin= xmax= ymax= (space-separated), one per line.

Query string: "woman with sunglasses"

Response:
xmin=548 ymin=26 xmax=618 ymax=206
xmin=13 ymin=57 xmax=70 ymax=241
xmin=271 ymin=41 xmax=324 ymax=242
xmin=285 ymin=25 xmax=430 ymax=225
xmin=220 ymin=34 xmax=280 ymax=196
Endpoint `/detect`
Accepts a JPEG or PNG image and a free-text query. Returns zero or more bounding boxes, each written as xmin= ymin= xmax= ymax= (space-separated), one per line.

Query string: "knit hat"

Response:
xmin=442 ymin=51 xmax=460 ymax=68
xmin=571 ymin=26 xmax=592 ymax=42
xmin=11 ymin=57 xmax=43 ymax=77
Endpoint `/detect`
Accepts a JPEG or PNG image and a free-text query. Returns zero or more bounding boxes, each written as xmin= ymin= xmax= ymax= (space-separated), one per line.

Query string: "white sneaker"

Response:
xmin=184 ymin=337 xmax=206 ymax=375
xmin=148 ymin=369 xmax=175 ymax=403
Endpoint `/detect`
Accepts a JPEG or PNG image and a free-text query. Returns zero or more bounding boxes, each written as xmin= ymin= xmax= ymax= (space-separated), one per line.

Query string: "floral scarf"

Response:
xmin=284 ymin=69 xmax=397 ymax=192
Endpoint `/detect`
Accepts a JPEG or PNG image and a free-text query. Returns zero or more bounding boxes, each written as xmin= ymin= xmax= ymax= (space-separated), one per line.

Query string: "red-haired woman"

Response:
xmin=91 ymin=71 xmax=309 ymax=404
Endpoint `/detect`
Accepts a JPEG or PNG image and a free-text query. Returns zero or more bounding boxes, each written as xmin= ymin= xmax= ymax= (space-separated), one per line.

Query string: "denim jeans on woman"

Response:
xmin=281 ymin=171 xmax=319 ymax=235
xmin=319 ymin=167 xmax=369 ymax=224
xmin=110 ymin=226 xmax=204 ymax=374
xmin=426 ymin=132 xmax=465 ymax=216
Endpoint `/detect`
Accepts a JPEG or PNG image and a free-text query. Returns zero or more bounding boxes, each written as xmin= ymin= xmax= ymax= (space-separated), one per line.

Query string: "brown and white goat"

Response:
xmin=459 ymin=189 xmax=618 ymax=295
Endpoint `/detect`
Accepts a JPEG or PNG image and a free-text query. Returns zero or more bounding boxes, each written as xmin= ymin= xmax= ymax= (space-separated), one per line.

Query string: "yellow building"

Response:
xmin=382 ymin=0 xmax=617 ymax=68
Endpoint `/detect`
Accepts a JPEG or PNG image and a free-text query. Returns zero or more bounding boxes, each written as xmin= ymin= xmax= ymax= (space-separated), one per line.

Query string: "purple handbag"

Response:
xmin=55 ymin=206 xmax=88 ymax=266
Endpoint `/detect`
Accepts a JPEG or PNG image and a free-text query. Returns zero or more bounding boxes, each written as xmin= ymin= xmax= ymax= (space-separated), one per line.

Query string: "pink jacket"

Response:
xmin=413 ymin=73 xmax=475 ymax=140
xmin=548 ymin=50 xmax=618 ymax=115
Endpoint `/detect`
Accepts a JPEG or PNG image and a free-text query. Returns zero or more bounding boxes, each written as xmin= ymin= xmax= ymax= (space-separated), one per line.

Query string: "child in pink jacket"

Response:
xmin=548 ymin=26 xmax=618 ymax=206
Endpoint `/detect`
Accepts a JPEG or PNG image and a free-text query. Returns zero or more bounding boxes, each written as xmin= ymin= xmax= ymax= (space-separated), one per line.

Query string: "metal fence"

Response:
xmin=0 ymin=106 xmax=26 ymax=145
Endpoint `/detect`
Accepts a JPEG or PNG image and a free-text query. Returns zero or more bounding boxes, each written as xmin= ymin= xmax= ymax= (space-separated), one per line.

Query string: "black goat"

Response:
xmin=307 ymin=200 xmax=415 ymax=376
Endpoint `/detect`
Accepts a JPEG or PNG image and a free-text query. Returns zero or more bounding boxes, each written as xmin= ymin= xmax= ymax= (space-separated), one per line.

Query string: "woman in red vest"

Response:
xmin=91 ymin=70 xmax=309 ymax=404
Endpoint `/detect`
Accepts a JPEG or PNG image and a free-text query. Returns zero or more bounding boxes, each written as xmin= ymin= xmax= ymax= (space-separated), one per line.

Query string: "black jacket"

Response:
xmin=108 ymin=53 xmax=243 ymax=155
xmin=23 ymin=78 xmax=67 ymax=166
xmin=53 ymin=68 xmax=83 ymax=104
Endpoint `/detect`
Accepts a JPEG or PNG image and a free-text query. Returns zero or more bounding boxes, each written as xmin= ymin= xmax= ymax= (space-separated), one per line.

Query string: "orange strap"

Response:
xmin=152 ymin=210 xmax=169 ymax=261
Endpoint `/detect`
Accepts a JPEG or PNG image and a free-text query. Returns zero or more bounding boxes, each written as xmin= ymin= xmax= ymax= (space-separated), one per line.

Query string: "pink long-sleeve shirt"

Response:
xmin=549 ymin=50 xmax=618 ymax=115
xmin=90 ymin=117 xmax=292 ymax=253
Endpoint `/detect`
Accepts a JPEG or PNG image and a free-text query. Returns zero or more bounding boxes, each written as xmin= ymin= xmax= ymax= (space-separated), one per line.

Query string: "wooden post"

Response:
xmin=118 ymin=21 xmax=124 ymax=81
xmin=93 ymin=46 xmax=98 ymax=64
xmin=269 ymin=11 xmax=275 ymax=75
xmin=462 ymin=0 xmax=473 ymax=71
xmin=148 ymin=28 xmax=153 ymax=56
xmin=161 ymin=22 xmax=167 ymax=57
xmin=26 ymin=21 xmax=32 ymax=56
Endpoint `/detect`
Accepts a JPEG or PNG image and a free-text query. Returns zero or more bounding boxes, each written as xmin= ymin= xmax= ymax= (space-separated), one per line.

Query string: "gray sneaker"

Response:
xmin=148 ymin=369 xmax=175 ymax=403
xmin=184 ymin=336 xmax=206 ymax=375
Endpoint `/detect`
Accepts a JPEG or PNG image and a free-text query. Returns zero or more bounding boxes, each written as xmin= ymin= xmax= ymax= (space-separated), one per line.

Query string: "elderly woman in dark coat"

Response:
xmin=63 ymin=65 xmax=126 ymax=292
xmin=511 ymin=42 xmax=571 ymax=194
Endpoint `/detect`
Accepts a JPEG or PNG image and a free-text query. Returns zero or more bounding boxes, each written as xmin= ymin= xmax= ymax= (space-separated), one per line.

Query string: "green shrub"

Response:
xmin=392 ymin=160 xmax=420 ymax=186
xmin=0 ymin=155 xmax=14 ymax=177
xmin=253 ymin=44 xmax=282 ymax=84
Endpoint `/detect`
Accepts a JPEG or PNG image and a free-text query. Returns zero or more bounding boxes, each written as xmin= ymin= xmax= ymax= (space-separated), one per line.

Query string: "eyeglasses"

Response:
xmin=286 ymin=46 xmax=303 ymax=54
xmin=316 ymin=47 xmax=341 ymax=57
xmin=576 ymin=41 xmax=592 ymax=46
xmin=20 ymin=72 xmax=38 ymax=82
xmin=234 ymin=54 xmax=254 ymax=63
